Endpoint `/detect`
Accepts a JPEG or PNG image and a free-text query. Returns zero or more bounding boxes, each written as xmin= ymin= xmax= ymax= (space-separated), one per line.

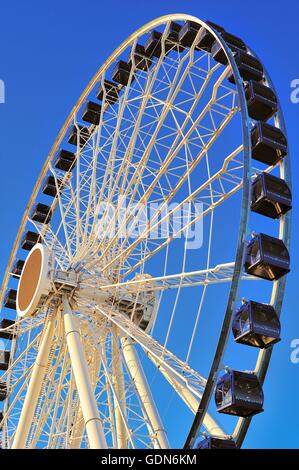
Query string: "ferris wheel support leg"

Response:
xmin=12 ymin=314 xmax=56 ymax=449
xmin=112 ymin=325 xmax=128 ymax=448
xmin=62 ymin=297 xmax=107 ymax=449
xmin=120 ymin=334 xmax=169 ymax=449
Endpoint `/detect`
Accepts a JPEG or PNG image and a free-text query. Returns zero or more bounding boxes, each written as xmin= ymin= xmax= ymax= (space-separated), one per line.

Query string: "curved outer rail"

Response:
xmin=233 ymin=50 xmax=292 ymax=447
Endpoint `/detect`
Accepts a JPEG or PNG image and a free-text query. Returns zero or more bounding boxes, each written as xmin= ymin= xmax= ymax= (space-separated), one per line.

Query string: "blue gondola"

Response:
xmin=129 ymin=44 xmax=152 ymax=71
xmin=197 ymin=437 xmax=237 ymax=449
xmin=145 ymin=31 xmax=163 ymax=58
xmin=164 ymin=22 xmax=184 ymax=52
xmin=0 ymin=381 xmax=7 ymax=401
xmin=112 ymin=60 xmax=134 ymax=86
xmin=244 ymin=81 xmax=278 ymax=121
xmin=0 ymin=319 xmax=16 ymax=340
xmin=215 ymin=370 xmax=264 ymax=417
xmin=211 ymin=32 xmax=247 ymax=65
xmin=96 ymin=79 xmax=119 ymax=104
xmin=0 ymin=351 xmax=10 ymax=371
xmin=195 ymin=21 xmax=225 ymax=52
xmin=21 ymin=231 xmax=40 ymax=251
xmin=251 ymin=121 xmax=288 ymax=166
xmin=232 ymin=301 xmax=281 ymax=348
xmin=4 ymin=289 xmax=17 ymax=310
xmin=30 ymin=203 xmax=52 ymax=224
xmin=42 ymin=175 xmax=63 ymax=198
xmin=54 ymin=149 xmax=76 ymax=172
xmin=68 ymin=125 xmax=90 ymax=147
xmin=12 ymin=259 xmax=24 ymax=278
xmin=227 ymin=51 xmax=264 ymax=84
xmin=81 ymin=101 xmax=102 ymax=125
xmin=245 ymin=233 xmax=290 ymax=281
xmin=251 ymin=172 xmax=292 ymax=219
xmin=178 ymin=21 xmax=201 ymax=48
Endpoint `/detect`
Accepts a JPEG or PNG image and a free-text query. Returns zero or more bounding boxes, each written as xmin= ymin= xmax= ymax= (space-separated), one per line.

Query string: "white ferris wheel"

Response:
xmin=0 ymin=14 xmax=291 ymax=449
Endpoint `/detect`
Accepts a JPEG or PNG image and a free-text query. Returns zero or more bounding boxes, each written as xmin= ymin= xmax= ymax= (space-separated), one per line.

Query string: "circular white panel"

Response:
xmin=17 ymin=243 xmax=51 ymax=317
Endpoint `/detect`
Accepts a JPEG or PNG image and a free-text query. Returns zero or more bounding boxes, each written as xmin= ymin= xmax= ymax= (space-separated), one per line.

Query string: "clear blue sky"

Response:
xmin=0 ymin=0 xmax=298 ymax=448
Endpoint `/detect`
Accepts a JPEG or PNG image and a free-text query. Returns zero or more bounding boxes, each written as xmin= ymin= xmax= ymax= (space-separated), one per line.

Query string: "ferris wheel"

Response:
xmin=0 ymin=14 xmax=291 ymax=449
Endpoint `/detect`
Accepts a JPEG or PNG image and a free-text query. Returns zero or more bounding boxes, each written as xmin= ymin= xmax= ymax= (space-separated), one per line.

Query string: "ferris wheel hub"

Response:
xmin=16 ymin=243 xmax=51 ymax=317
xmin=16 ymin=244 xmax=78 ymax=317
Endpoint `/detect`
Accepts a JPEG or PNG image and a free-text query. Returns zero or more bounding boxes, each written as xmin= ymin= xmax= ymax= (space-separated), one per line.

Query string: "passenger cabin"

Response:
xmin=227 ymin=51 xmax=264 ymax=84
xmin=251 ymin=121 xmax=288 ymax=166
xmin=195 ymin=21 xmax=225 ymax=52
xmin=144 ymin=31 xmax=163 ymax=58
xmin=30 ymin=203 xmax=52 ymax=224
xmin=164 ymin=22 xmax=184 ymax=52
xmin=81 ymin=101 xmax=102 ymax=125
xmin=21 ymin=231 xmax=40 ymax=251
xmin=42 ymin=175 xmax=63 ymax=198
xmin=4 ymin=289 xmax=17 ymax=310
xmin=12 ymin=259 xmax=24 ymax=278
xmin=129 ymin=44 xmax=152 ymax=71
xmin=232 ymin=300 xmax=281 ymax=349
xmin=0 ymin=381 xmax=7 ymax=401
xmin=244 ymin=81 xmax=278 ymax=121
xmin=205 ymin=20 xmax=225 ymax=33
xmin=211 ymin=32 xmax=247 ymax=65
xmin=112 ymin=60 xmax=134 ymax=86
xmin=0 ymin=319 xmax=16 ymax=340
xmin=178 ymin=21 xmax=201 ymax=48
xmin=96 ymin=80 xmax=119 ymax=104
xmin=251 ymin=172 xmax=292 ymax=219
xmin=54 ymin=149 xmax=76 ymax=172
xmin=215 ymin=370 xmax=264 ymax=417
xmin=197 ymin=437 xmax=237 ymax=449
xmin=245 ymin=233 xmax=290 ymax=281
xmin=0 ymin=351 xmax=10 ymax=371
xmin=68 ymin=125 xmax=90 ymax=147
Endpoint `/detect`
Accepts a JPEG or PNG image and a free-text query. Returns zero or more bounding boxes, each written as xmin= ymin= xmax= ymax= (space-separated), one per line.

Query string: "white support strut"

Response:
xmin=112 ymin=325 xmax=128 ymax=449
xmin=120 ymin=334 xmax=169 ymax=449
xmin=62 ymin=297 xmax=107 ymax=449
xmin=12 ymin=314 xmax=56 ymax=448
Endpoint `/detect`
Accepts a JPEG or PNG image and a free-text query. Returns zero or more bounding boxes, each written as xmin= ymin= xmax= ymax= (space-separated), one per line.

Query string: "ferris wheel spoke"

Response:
xmin=105 ymin=177 xmax=243 ymax=279
xmin=48 ymin=165 xmax=74 ymax=261
xmin=90 ymin=66 xmax=234 ymax=267
xmin=101 ymin=47 xmax=205 ymax=208
xmin=29 ymin=219 xmax=69 ymax=270
xmin=100 ymin=149 xmax=243 ymax=278
xmin=80 ymin=142 xmax=243 ymax=277
xmin=84 ymin=262 xmax=258 ymax=295
xmin=84 ymin=39 xmax=173 ymax=241
xmin=88 ymin=101 xmax=238 ymax=273
xmin=147 ymin=352 xmax=226 ymax=438
xmin=89 ymin=56 xmax=219 ymax=251
xmin=94 ymin=305 xmax=206 ymax=398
